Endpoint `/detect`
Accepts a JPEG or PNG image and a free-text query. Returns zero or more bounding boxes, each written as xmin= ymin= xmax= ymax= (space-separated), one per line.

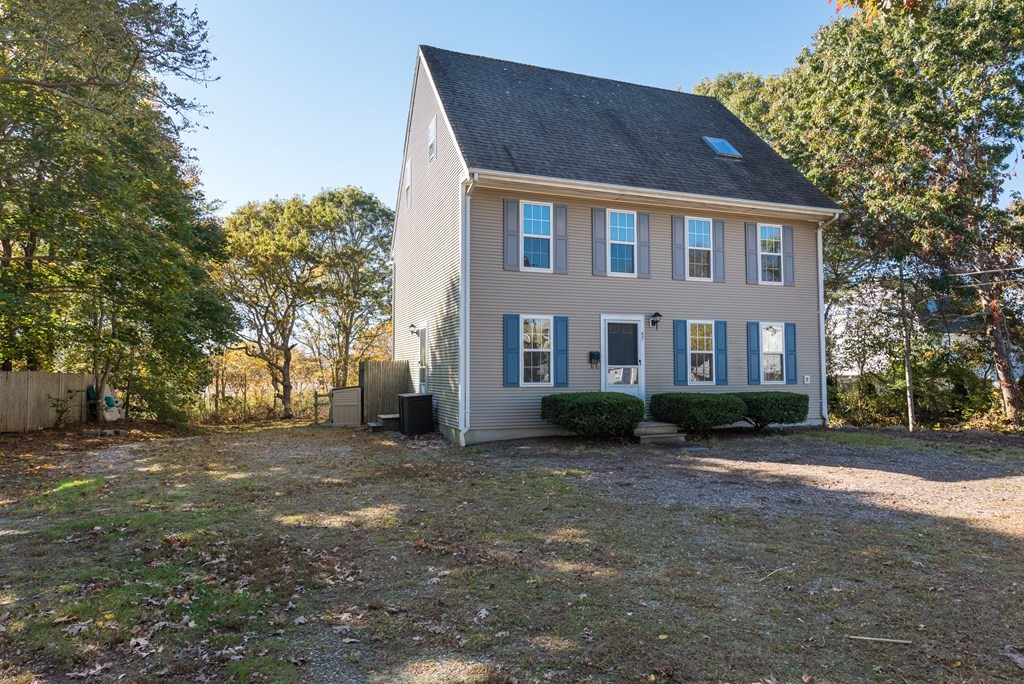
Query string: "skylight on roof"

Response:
xmin=703 ymin=136 xmax=741 ymax=158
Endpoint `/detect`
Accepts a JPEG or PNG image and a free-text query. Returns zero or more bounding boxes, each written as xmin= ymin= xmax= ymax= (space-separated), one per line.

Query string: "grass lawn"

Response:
xmin=1 ymin=425 xmax=1023 ymax=683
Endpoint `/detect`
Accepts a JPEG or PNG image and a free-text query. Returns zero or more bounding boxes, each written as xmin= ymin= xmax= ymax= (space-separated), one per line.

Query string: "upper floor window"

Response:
xmin=760 ymin=322 xmax=785 ymax=383
xmin=521 ymin=202 xmax=552 ymax=271
xmin=608 ymin=210 xmax=636 ymax=276
xmin=427 ymin=116 xmax=436 ymax=162
xmin=759 ymin=224 xmax=782 ymax=283
xmin=686 ymin=217 xmax=713 ymax=280
xmin=403 ymin=159 xmax=411 ymax=208
xmin=688 ymin=321 xmax=715 ymax=384
xmin=521 ymin=316 xmax=552 ymax=385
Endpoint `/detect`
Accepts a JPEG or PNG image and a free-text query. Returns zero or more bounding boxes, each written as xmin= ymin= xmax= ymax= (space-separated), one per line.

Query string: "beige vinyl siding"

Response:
xmin=467 ymin=188 xmax=824 ymax=436
xmin=392 ymin=57 xmax=465 ymax=432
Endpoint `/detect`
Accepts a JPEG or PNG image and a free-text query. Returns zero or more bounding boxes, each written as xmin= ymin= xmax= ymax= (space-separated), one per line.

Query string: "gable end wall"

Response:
xmin=392 ymin=58 xmax=465 ymax=433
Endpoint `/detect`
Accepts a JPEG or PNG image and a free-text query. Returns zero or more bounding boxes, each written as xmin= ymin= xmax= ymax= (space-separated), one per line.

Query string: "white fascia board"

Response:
xmin=470 ymin=168 xmax=841 ymax=221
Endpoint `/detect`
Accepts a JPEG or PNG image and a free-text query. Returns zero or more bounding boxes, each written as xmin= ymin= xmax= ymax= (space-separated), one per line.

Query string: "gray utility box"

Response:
xmin=397 ymin=393 xmax=433 ymax=436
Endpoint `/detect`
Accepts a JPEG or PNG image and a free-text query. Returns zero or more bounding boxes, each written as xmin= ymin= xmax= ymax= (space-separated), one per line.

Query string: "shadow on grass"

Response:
xmin=1 ymin=427 xmax=1022 ymax=683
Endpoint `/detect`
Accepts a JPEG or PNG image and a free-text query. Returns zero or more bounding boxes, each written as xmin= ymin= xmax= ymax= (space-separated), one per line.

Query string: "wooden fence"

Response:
xmin=359 ymin=360 xmax=410 ymax=424
xmin=0 ymin=371 xmax=92 ymax=433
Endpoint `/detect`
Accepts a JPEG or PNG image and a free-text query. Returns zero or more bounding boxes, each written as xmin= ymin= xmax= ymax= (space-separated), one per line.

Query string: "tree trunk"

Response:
xmin=280 ymin=345 xmax=293 ymax=419
xmin=340 ymin=327 xmax=352 ymax=389
xmin=897 ymin=262 xmax=916 ymax=432
xmin=978 ymin=283 xmax=1021 ymax=424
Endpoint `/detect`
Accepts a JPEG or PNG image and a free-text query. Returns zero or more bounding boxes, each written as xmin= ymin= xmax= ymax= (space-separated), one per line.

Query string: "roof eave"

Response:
xmin=469 ymin=168 xmax=841 ymax=221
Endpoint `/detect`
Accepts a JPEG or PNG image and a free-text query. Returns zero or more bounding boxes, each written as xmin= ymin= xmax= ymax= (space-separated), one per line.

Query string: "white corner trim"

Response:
xmin=458 ymin=177 xmax=472 ymax=444
xmin=817 ymin=212 xmax=840 ymax=424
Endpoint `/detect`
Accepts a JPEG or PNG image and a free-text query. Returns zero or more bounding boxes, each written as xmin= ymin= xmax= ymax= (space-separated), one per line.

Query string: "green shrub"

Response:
xmin=732 ymin=391 xmax=809 ymax=431
xmin=649 ymin=393 xmax=746 ymax=432
xmin=541 ymin=392 xmax=645 ymax=438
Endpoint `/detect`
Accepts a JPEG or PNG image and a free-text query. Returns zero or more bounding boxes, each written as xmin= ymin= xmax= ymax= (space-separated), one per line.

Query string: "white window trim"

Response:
xmin=520 ymin=201 xmax=554 ymax=273
xmin=520 ymin=314 xmax=554 ymax=387
xmin=427 ymin=116 xmax=437 ymax=163
xmin=685 ymin=216 xmax=714 ymax=282
xmin=404 ymin=159 xmax=412 ymax=208
xmin=760 ymin=321 xmax=786 ymax=385
xmin=607 ymin=209 xmax=638 ymax=278
xmin=757 ymin=223 xmax=784 ymax=286
xmin=687 ymin=319 xmax=716 ymax=385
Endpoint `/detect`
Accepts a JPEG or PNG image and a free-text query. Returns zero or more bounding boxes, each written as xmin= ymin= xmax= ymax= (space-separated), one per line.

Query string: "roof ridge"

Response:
xmin=418 ymin=44 xmax=718 ymax=102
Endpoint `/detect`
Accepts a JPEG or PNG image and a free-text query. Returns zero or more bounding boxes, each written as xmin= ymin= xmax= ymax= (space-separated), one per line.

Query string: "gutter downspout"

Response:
xmin=458 ymin=172 xmax=477 ymax=445
xmin=817 ymin=211 xmax=841 ymax=425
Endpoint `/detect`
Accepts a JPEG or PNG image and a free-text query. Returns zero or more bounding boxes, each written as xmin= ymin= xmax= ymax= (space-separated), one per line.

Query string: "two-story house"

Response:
xmin=392 ymin=46 xmax=840 ymax=445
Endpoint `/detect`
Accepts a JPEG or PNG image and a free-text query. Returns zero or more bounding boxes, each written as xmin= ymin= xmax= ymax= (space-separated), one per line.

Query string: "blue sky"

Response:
xmin=175 ymin=0 xmax=1019 ymax=213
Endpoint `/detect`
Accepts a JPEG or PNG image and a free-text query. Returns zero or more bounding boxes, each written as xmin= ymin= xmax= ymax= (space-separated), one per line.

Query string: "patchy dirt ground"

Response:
xmin=1 ymin=425 xmax=1023 ymax=683
xmin=481 ymin=429 xmax=1024 ymax=535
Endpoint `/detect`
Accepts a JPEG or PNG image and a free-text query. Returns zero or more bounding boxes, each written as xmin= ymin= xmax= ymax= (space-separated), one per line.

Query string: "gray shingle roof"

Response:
xmin=420 ymin=46 xmax=838 ymax=211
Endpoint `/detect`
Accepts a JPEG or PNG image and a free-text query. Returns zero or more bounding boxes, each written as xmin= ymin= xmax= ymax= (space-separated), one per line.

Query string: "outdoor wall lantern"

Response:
xmin=409 ymin=323 xmax=419 ymax=336
xmin=649 ymin=312 xmax=662 ymax=330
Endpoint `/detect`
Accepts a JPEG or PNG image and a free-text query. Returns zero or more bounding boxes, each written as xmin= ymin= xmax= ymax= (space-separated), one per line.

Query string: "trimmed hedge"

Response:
xmin=541 ymin=392 xmax=645 ymax=438
xmin=732 ymin=391 xmax=809 ymax=431
xmin=650 ymin=393 xmax=746 ymax=432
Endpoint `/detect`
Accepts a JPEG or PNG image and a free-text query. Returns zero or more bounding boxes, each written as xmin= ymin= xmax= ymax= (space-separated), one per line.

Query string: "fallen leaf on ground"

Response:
xmin=62 ymin=620 xmax=92 ymax=636
xmin=1006 ymin=645 xmax=1024 ymax=671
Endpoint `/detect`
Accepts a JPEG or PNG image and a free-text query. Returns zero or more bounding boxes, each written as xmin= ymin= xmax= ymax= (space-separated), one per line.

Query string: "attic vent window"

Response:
xmin=703 ymin=136 xmax=741 ymax=158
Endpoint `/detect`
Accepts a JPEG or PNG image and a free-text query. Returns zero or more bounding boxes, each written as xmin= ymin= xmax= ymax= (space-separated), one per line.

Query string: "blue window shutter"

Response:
xmin=592 ymin=208 xmax=607 ymax=276
xmin=673 ymin=320 xmax=688 ymax=385
xmin=553 ymin=316 xmax=569 ymax=387
xmin=712 ymin=219 xmax=726 ymax=283
xmin=672 ymin=216 xmax=686 ymax=280
xmin=785 ymin=323 xmax=798 ymax=384
xmin=745 ymin=222 xmax=758 ymax=284
xmin=504 ymin=200 xmax=520 ymax=271
xmin=503 ymin=314 xmax=520 ymax=386
xmin=554 ymin=204 xmax=568 ymax=274
xmin=714 ymin=320 xmax=728 ymax=385
xmin=747 ymin=322 xmax=761 ymax=385
xmin=637 ymin=212 xmax=651 ymax=278
xmin=782 ymin=225 xmax=795 ymax=286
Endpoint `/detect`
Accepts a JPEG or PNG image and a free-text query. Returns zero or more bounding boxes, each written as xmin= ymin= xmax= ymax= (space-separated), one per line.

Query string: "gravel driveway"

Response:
xmin=478 ymin=429 xmax=1024 ymax=536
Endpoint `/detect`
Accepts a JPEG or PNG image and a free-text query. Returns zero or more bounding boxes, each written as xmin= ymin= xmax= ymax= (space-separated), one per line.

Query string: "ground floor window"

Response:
xmin=521 ymin=316 xmax=552 ymax=385
xmin=761 ymin=322 xmax=785 ymax=383
xmin=688 ymin=321 xmax=714 ymax=384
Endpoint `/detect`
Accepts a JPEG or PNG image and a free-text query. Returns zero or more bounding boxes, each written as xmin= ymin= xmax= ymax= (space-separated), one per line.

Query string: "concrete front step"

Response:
xmin=639 ymin=432 xmax=688 ymax=445
xmin=634 ymin=420 xmax=680 ymax=437
xmin=378 ymin=413 xmax=400 ymax=431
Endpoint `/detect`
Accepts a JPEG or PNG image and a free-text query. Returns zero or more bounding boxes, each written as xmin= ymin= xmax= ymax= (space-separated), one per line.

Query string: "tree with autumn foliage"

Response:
xmin=698 ymin=0 xmax=1024 ymax=424
xmin=216 ymin=188 xmax=393 ymax=419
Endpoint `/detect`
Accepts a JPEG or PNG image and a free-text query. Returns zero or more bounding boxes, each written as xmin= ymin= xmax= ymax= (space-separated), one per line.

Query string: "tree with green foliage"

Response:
xmin=697 ymin=0 xmax=1024 ymax=424
xmin=0 ymin=0 xmax=236 ymax=420
xmin=303 ymin=187 xmax=394 ymax=388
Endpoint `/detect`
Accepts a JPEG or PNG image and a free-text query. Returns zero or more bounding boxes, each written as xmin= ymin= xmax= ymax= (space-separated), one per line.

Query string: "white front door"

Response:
xmin=417 ymin=322 xmax=429 ymax=393
xmin=601 ymin=315 xmax=644 ymax=400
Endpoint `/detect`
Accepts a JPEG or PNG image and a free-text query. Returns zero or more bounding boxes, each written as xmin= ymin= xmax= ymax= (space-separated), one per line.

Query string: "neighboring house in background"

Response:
xmin=392 ymin=46 xmax=841 ymax=445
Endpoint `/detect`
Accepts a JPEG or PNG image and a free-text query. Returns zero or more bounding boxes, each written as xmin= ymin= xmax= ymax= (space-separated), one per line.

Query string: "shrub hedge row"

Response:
xmin=649 ymin=393 xmax=746 ymax=432
xmin=540 ymin=391 xmax=809 ymax=438
xmin=651 ymin=391 xmax=809 ymax=433
xmin=540 ymin=392 xmax=645 ymax=438
xmin=731 ymin=392 xmax=810 ymax=431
